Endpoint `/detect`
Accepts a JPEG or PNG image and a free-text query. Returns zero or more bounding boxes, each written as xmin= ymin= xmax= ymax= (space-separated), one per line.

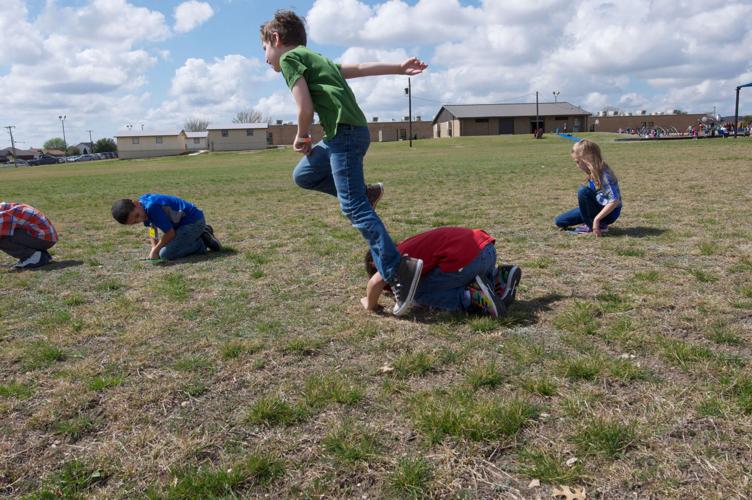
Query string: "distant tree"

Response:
xmin=66 ymin=146 xmax=81 ymax=156
xmin=93 ymin=138 xmax=117 ymax=153
xmin=672 ymin=109 xmax=688 ymax=115
xmin=232 ymin=109 xmax=267 ymax=123
xmin=43 ymin=138 xmax=66 ymax=150
xmin=184 ymin=119 xmax=209 ymax=132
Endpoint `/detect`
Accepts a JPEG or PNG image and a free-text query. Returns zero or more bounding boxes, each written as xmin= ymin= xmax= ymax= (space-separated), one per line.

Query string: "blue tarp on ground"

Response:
xmin=558 ymin=133 xmax=582 ymax=142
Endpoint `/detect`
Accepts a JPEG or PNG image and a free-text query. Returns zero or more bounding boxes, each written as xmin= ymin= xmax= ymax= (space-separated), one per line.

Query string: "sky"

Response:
xmin=1 ymin=0 xmax=751 ymax=148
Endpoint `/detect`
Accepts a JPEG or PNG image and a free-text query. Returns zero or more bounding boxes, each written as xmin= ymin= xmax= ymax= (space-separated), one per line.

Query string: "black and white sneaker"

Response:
xmin=201 ymin=224 xmax=222 ymax=251
xmin=391 ymin=256 xmax=423 ymax=316
xmin=366 ymin=183 xmax=384 ymax=209
xmin=495 ymin=265 xmax=522 ymax=307
xmin=15 ymin=251 xmax=46 ymax=269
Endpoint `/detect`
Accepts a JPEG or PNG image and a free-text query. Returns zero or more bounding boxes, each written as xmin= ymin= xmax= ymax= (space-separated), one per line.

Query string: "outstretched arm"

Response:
xmin=340 ymin=57 xmax=428 ymax=79
xmin=361 ymin=271 xmax=387 ymax=311
xmin=291 ymin=77 xmax=315 ymax=155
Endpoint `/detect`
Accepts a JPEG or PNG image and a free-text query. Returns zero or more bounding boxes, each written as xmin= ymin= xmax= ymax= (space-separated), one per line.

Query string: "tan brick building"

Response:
xmin=207 ymin=123 xmax=268 ymax=151
xmin=432 ymin=103 xmax=590 ymax=137
xmin=115 ymin=130 xmax=187 ymax=160
xmin=265 ymin=120 xmax=433 ymax=146
xmin=590 ymin=113 xmax=714 ymax=133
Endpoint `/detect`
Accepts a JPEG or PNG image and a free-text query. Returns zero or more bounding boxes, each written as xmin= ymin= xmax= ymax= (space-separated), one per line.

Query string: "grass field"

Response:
xmin=1 ymin=133 xmax=751 ymax=498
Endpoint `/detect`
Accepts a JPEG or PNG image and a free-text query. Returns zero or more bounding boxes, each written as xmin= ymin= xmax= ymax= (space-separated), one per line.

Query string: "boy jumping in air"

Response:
xmin=260 ymin=9 xmax=427 ymax=316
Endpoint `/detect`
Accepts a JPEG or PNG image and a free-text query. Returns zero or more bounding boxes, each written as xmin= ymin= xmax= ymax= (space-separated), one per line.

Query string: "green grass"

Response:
xmin=321 ymin=420 xmax=382 ymax=464
xmin=0 ymin=380 xmax=34 ymax=399
xmin=411 ymin=390 xmax=539 ymax=443
xmin=3 ymin=135 xmax=752 ymax=497
xmin=573 ymin=418 xmax=637 ymax=458
xmin=387 ymin=457 xmax=433 ymax=499
xmin=246 ymin=395 xmax=307 ymax=427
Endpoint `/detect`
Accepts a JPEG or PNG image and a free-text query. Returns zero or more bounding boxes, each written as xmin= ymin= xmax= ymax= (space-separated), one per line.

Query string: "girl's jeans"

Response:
xmin=555 ymin=185 xmax=621 ymax=229
xmin=292 ymin=124 xmax=401 ymax=282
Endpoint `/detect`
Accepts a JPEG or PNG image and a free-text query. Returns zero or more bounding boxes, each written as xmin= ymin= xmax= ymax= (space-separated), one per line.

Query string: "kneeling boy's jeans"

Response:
xmin=414 ymin=244 xmax=497 ymax=312
xmin=554 ymin=185 xmax=621 ymax=229
xmin=159 ymin=219 xmax=207 ymax=260
xmin=292 ymin=125 xmax=401 ymax=282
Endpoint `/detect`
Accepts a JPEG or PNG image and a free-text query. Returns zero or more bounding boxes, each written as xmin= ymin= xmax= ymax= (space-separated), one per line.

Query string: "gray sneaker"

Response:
xmin=201 ymin=224 xmax=222 ymax=251
xmin=366 ymin=183 xmax=384 ymax=209
xmin=391 ymin=256 xmax=423 ymax=316
xmin=15 ymin=251 xmax=46 ymax=269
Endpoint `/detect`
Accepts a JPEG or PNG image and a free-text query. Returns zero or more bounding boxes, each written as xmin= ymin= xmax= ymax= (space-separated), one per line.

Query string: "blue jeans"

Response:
xmin=414 ymin=244 xmax=497 ymax=312
xmin=159 ymin=219 xmax=207 ymax=260
xmin=293 ymin=124 xmax=401 ymax=282
xmin=554 ymin=185 xmax=621 ymax=229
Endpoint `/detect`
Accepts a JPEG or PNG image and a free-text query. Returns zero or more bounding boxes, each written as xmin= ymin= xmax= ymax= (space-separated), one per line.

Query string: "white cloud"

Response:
xmin=174 ymin=1 xmax=215 ymax=33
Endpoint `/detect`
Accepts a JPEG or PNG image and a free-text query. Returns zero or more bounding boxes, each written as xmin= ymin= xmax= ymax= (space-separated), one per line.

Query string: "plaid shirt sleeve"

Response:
xmin=0 ymin=203 xmax=58 ymax=242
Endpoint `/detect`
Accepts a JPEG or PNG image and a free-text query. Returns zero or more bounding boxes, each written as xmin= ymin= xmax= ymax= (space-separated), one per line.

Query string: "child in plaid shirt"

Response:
xmin=0 ymin=202 xmax=58 ymax=268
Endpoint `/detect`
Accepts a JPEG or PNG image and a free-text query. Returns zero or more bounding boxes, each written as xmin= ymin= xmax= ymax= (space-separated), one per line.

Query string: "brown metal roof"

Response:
xmin=433 ymin=102 xmax=590 ymax=123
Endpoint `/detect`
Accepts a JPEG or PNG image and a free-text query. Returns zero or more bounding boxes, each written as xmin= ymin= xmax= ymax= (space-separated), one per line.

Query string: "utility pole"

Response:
xmin=405 ymin=78 xmax=412 ymax=148
xmin=4 ymin=125 xmax=17 ymax=167
xmin=59 ymin=115 xmax=67 ymax=163
xmin=87 ymin=129 xmax=93 ymax=150
xmin=535 ymin=91 xmax=540 ymax=138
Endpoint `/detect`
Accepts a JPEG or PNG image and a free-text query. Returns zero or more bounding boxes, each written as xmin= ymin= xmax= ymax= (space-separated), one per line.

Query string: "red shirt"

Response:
xmin=0 ymin=202 xmax=58 ymax=242
xmin=397 ymin=227 xmax=495 ymax=274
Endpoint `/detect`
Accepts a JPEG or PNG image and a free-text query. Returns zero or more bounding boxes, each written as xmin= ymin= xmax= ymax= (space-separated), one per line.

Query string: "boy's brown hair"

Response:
xmin=260 ymin=10 xmax=307 ymax=47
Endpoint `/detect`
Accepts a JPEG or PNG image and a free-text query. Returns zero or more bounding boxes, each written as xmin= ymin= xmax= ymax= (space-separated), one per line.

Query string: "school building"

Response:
xmin=432 ymin=102 xmax=591 ymax=138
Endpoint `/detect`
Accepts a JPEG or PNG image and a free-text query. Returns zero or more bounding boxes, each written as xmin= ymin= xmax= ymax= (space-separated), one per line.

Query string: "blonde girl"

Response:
xmin=554 ymin=139 xmax=622 ymax=236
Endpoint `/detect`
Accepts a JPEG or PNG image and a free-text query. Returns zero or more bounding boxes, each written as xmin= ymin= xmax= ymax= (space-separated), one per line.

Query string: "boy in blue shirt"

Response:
xmin=260 ymin=9 xmax=428 ymax=316
xmin=111 ymin=194 xmax=221 ymax=260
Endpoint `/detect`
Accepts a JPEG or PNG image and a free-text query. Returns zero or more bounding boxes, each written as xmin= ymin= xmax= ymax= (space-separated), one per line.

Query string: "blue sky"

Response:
xmin=2 ymin=0 xmax=751 ymax=148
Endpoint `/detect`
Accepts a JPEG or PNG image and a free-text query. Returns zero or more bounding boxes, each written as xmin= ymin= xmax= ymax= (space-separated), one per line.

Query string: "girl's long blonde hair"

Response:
xmin=571 ymin=139 xmax=617 ymax=190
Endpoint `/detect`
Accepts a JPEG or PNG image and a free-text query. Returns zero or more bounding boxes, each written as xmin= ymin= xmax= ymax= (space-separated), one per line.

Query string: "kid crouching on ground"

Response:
xmin=554 ymin=139 xmax=622 ymax=237
xmin=0 ymin=202 xmax=58 ymax=269
xmin=362 ymin=227 xmax=522 ymax=317
xmin=111 ymin=194 xmax=221 ymax=261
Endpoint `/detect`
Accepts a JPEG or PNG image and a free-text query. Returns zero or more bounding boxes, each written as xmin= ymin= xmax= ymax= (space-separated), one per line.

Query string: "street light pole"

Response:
xmin=404 ymin=78 xmax=412 ymax=147
xmin=553 ymin=91 xmax=560 ymax=103
xmin=87 ymin=129 xmax=93 ymax=151
xmin=59 ymin=115 xmax=67 ymax=163
xmin=4 ymin=125 xmax=17 ymax=167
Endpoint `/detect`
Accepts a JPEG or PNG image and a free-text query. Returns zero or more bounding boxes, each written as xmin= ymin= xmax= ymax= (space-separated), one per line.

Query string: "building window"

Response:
xmin=554 ymin=116 xmax=569 ymax=121
xmin=266 ymin=132 xmax=273 ymax=145
xmin=221 ymin=130 xmax=229 ymax=137
xmin=156 ymin=136 xmax=163 ymax=144
xmin=399 ymin=128 xmax=407 ymax=140
xmin=475 ymin=118 xmax=489 ymax=123
xmin=193 ymin=138 xmax=200 ymax=144
xmin=132 ymin=137 xmax=139 ymax=144
xmin=246 ymin=129 xmax=254 ymax=136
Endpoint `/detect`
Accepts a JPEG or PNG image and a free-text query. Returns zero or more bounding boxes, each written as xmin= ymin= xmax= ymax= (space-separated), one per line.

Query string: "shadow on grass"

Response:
xmin=4 ymin=259 xmax=85 ymax=272
xmin=389 ymin=293 xmax=566 ymax=326
xmin=153 ymin=247 xmax=239 ymax=266
xmin=608 ymin=226 xmax=666 ymax=238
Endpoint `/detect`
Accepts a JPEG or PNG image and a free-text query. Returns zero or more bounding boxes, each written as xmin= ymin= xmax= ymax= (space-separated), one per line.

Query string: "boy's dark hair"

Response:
xmin=364 ymin=250 xmax=376 ymax=278
xmin=111 ymin=199 xmax=136 ymax=224
xmin=260 ymin=9 xmax=307 ymax=46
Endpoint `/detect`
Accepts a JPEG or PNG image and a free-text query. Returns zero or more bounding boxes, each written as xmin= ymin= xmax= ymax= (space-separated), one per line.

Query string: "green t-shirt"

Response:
xmin=280 ymin=45 xmax=367 ymax=139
